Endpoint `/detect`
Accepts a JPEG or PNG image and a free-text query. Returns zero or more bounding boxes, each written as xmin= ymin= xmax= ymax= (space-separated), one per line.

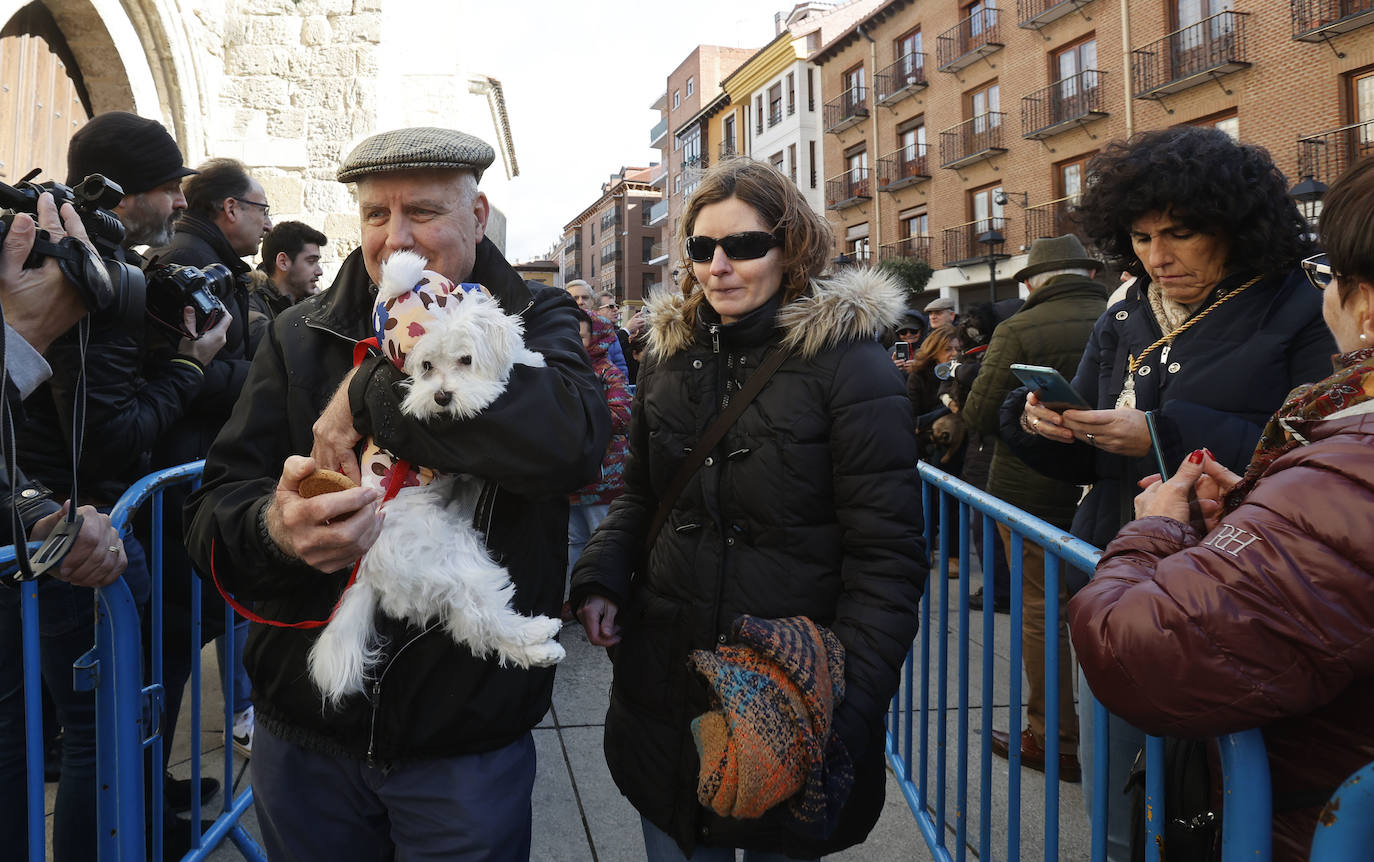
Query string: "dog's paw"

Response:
xmin=501 ymin=639 xmax=566 ymax=669
xmin=517 ymin=614 xmax=565 ymax=645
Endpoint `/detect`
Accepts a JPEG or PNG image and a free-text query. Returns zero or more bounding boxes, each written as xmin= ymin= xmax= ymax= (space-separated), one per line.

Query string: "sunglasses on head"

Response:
xmin=1301 ymin=253 xmax=1336 ymax=291
xmin=685 ymin=232 xmax=782 ymax=263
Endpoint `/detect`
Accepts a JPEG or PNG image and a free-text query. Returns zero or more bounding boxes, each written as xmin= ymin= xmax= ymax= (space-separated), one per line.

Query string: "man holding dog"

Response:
xmin=184 ymin=128 xmax=609 ymax=861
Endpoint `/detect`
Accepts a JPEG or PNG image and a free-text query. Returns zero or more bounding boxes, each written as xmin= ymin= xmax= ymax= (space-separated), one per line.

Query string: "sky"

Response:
xmin=394 ymin=0 xmax=799 ymax=262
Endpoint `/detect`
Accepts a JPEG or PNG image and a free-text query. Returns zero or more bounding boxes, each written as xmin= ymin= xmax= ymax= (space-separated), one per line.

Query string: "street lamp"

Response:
xmin=1290 ymin=174 xmax=1328 ymax=226
xmin=976 ymin=226 xmax=1006 ymax=303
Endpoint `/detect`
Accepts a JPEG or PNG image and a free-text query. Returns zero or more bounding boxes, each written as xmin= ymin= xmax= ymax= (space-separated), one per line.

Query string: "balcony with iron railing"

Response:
xmin=824 ymin=87 xmax=868 ymax=134
xmin=1292 ymin=0 xmax=1374 ymax=40
xmin=876 ymin=53 xmax=928 ymax=106
xmin=650 ymin=116 xmax=668 ymax=148
xmin=1296 ymin=119 xmax=1374 ymax=187
xmin=877 ymin=143 xmax=930 ymax=191
xmin=719 ymin=138 xmax=739 ymax=159
xmin=1021 ymin=70 xmax=1108 ymax=139
xmin=769 ymin=105 xmax=783 ymax=127
xmin=879 ymin=236 xmax=933 ymax=264
xmin=683 ymin=153 xmax=710 ymax=172
xmin=1024 ymin=196 xmax=1083 ymax=242
xmin=1018 ymin=0 xmax=1096 ymax=29
xmin=1132 ymin=11 xmax=1251 ymax=99
xmin=939 ymin=113 xmax=1007 ymax=169
xmin=937 ymin=8 xmax=1003 ymax=73
xmin=942 ymin=216 xmax=1010 ymax=267
xmin=825 ymin=168 xmax=872 ymax=210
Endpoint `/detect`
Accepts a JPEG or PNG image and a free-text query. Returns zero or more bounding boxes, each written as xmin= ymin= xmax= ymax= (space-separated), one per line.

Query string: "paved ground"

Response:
xmin=45 ymin=554 xmax=1097 ymax=860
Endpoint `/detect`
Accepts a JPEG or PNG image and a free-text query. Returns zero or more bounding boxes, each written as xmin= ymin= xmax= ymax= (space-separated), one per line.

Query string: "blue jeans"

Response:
xmin=1078 ymin=666 xmax=1143 ymax=862
xmin=640 ymin=817 xmax=816 ymax=861
xmin=0 ymin=532 xmax=149 ymax=862
xmin=253 ymin=722 xmax=535 ymax=861
xmin=567 ymin=502 xmax=610 ymax=576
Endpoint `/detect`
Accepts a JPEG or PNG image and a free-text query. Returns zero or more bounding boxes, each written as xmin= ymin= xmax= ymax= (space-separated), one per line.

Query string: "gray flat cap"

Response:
xmin=924 ymin=296 xmax=956 ymax=313
xmin=337 ymin=127 xmax=496 ymax=183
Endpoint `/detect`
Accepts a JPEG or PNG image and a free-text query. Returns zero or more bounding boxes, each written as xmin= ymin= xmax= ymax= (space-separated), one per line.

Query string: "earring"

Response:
xmin=1362 ymin=333 xmax=1369 ymax=341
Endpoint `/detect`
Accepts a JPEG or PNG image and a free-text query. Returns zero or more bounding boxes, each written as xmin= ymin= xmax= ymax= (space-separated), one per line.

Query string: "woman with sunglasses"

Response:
xmin=1009 ymin=125 xmax=1336 ymax=859
xmin=570 ymin=159 xmax=924 ymax=861
xmin=1068 ymin=155 xmax=1374 ymax=862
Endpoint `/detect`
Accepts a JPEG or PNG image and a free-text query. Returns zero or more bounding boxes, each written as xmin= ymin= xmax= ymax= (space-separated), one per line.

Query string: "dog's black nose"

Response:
xmin=434 ymin=391 xmax=452 ymax=406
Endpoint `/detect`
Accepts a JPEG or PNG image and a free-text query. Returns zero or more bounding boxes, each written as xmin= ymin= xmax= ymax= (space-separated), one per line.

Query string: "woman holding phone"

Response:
xmin=1007 ymin=125 xmax=1335 ymax=859
xmin=1068 ymin=154 xmax=1374 ymax=862
xmin=570 ymin=159 xmax=924 ymax=861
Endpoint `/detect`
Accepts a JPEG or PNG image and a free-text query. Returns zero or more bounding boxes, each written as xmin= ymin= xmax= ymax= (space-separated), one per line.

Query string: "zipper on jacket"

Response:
xmin=303 ymin=318 xmax=363 ymax=345
xmin=365 ymin=621 xmax=441 ymax=767
xmin=709 ymin=324 xmax=721 ymax=354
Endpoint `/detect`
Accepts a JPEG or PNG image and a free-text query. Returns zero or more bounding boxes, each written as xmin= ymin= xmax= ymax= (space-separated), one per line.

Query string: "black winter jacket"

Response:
xmin=1002 ymin=269 xmax=1335 ymax=568
xmin=569 ymin=270 xmax=926 ymax=858
xmin=183 ymin=240 xmax=609 ymax=765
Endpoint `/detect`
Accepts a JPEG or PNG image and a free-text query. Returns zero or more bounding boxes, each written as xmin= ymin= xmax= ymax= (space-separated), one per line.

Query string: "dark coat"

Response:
xmin=1070 ymin=404 xmax=1374 ymax=862
xmin=963 ymin=273 xmax=1106 ymax=527
xmin=246 ymin=279 xmax=294 ymax=356
xmin=182 ymin=240 xmax=610 ymax=765
xmin=569 ymin=269 xmax=926 ymax=858
xmin=1002 ymin=269 xmax=1336 ymax=561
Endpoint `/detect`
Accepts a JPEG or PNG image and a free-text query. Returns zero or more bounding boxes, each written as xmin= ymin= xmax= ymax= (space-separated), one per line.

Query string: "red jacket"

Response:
xmin=1069 ymin=406 xmax=1374 ymax=861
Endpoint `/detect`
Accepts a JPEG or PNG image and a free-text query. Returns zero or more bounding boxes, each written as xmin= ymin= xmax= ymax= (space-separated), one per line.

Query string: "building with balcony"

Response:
xmin=810 ymin=0 xmax=1374 ymax=311
xmin=559 ymin=166 xmax=663 ymax=305
xmin=710 ymin=2 xmax=886 ymax=217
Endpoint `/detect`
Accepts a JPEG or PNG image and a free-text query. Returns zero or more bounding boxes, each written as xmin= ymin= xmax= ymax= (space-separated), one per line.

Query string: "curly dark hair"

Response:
xmin=1074 ymin=126 xmax=1313 ymax=278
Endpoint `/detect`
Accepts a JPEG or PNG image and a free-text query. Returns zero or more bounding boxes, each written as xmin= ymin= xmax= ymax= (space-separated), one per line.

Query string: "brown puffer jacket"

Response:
xmin=1068 ymin=406 xmax=1374 ymax=861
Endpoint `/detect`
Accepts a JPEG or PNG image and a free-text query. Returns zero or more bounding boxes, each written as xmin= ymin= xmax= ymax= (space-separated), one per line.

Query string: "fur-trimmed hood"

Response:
xmin=644 ymin=268 xmax=907 ymax=360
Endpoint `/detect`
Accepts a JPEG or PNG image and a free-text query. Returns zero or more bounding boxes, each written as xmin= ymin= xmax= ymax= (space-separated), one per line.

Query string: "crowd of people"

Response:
xmin=0 ymin=112 xmax=1368 ymax=862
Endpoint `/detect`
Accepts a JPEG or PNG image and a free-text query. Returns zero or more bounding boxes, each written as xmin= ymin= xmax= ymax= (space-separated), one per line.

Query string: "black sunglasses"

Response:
xmin=685 ymin=232 xmax=782 ymax=263
xmin=1301 ymin=252 xmax=1335 ymax=291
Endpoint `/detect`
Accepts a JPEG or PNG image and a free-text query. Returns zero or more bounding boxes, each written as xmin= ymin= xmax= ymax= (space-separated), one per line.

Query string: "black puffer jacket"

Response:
xmin=569 ymin=269 xmax=926 ymax=858
xmin=183 ymin=241 xmax=610 ymax=764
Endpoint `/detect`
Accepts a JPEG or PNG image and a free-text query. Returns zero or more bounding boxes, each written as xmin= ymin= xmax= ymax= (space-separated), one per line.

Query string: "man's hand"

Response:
xmin=1061 ymin=405 xmax=1152 ymax=457
xmin=577 ymin=596 xmax=621 ymax=647
xmin=264 ymin=455 xmax=382 ymax=572
xmin=177 ymin=307 xmax=232 ymax=364
xmin=310 ymin=367 xmax=363 ymax=484
xmin=0 ymin=193 xmax=98 ymax=354
xmin=30 ymin=502 xmax=126 ymax=588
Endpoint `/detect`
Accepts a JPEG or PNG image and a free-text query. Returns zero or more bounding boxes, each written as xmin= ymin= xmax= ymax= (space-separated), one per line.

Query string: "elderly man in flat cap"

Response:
xmin=185 ymin=128 xmax=609 ymax=861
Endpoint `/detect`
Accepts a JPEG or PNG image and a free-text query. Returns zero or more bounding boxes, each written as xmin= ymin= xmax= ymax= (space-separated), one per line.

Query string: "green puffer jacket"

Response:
xmin=962 ymin=273 xmax=1107 ymax=527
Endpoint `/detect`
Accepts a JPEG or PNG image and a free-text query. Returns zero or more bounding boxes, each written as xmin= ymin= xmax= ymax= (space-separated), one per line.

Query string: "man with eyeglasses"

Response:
xmin=147 ymin=156 xmax=272 ymax=805
xmin=566 ymin=280 xmax=628 ymax=378
xmin=595 ymin=289 xmax=638 ymax=384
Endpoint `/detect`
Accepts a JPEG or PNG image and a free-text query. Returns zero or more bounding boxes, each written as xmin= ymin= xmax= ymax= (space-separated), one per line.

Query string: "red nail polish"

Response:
xmin=1188 ymin=450 xmax=1204 ymax=464
xmin=1202 ymin=448 xmax=1215 ymax=460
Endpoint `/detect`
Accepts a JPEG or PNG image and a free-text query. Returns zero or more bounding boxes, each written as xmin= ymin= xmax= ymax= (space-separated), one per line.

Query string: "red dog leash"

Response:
xmin=207 ymin=336 xmax=409 ymax=629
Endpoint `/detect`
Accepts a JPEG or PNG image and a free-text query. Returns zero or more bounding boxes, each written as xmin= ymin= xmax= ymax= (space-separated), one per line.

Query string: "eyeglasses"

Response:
xmin=685 ymin=231 xmax=782 ymax=263
xmin=234 ymin=197 xmax=271 ymax=218
xmin=1301 ymin=253 xmax=1335 ymax=291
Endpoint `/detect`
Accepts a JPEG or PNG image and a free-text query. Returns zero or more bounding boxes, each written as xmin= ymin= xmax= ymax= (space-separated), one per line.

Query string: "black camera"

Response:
xmin=144 ymin=260 xmax=230 ymax=340
xmin=0 ymin=170 xmax=134 ymax=314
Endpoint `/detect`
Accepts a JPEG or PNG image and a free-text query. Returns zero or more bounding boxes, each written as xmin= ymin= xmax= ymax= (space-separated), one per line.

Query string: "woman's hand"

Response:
xmin=1060 ymin=406 xmax=1152 ymax=457
xmin=1133 ymin=449 xmax=1240 ymax=530
xmin=578 ymin=596 xmax=621 ymax=647
xmin=1021 ymin=391 xmax=1076 ymax=444
xmin=892 ymin=356 xmax=914 ymax=374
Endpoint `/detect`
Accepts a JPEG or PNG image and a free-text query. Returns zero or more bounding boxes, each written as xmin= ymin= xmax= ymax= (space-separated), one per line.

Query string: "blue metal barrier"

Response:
xmin=1310 ymin=760 xmax=1374 ymax=859
xmin=889 ymin=463 xmax=1275 ymax=862
xmin=2 ymin=461 xmax=263 ymax=861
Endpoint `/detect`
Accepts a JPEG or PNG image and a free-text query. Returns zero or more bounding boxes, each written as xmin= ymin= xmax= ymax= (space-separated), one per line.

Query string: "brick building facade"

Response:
xmin=560 ymin=166 xmax=663 ymax=306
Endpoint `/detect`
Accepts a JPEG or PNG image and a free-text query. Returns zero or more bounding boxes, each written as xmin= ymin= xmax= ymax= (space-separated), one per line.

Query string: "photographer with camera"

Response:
xmin=147 ymin=158 xmax=268 ymax=764
xmin=3 ymin=111 xmax=231 ymax=861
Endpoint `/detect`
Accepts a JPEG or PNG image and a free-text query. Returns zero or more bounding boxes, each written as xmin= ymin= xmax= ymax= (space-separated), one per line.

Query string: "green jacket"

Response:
xmin=963 ymin=273 xmax=1107 ymax=527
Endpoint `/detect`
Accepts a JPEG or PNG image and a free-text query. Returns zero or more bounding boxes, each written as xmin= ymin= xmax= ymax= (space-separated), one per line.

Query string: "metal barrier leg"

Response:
xmin=1217 ymin=729 xmax=1271 ymax=861
xmin=19 ymin=580 xmax=44 ymax=862
xmin=1044 ymin=552 xmax=1061 ymax=862
xmin=93 ymin=577 xmax=147 ymax=860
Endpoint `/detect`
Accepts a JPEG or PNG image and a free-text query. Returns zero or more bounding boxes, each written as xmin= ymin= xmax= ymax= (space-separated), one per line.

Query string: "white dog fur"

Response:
xmin=308 ymin=251 xmax=564 ymax=707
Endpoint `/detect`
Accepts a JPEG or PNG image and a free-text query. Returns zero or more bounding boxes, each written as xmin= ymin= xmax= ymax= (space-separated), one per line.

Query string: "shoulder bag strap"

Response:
xmin=643 ymin=344 xmax=791 ymax=554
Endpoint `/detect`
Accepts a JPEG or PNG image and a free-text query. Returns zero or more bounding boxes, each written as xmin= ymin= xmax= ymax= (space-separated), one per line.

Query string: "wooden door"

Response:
xmin=0 ymin=2 xmax=92 ymax=185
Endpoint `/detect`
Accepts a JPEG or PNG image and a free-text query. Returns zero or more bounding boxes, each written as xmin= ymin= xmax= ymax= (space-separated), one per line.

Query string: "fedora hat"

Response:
xmin=1012 ymin=234 xmax=1100 ymax=283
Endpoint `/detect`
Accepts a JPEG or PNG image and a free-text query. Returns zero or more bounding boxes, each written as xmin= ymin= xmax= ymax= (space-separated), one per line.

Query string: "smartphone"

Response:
xmin=891 ymin=342 xmax=912 ymax=362
xmin=1010 ymin=363 xmax=1091 ymax=411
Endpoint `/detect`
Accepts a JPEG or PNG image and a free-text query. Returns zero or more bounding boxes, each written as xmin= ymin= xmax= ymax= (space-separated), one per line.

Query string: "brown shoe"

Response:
xmin=989 ymin=728 xmax=1082 ymax=783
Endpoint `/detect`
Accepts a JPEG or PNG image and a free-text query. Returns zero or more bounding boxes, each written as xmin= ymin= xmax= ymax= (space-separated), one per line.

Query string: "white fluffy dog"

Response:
xmin=308 ymin=250 xmax=565 ymax=706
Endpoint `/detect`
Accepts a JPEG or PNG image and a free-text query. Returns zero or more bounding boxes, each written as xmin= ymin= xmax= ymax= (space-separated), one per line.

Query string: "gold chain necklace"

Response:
xmin=1116 ymin=274 xmax=1262 ymax=410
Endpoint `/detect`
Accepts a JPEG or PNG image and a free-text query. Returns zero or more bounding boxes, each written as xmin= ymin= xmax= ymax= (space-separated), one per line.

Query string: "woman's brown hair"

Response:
xmin=674 ymin=159 xmax=833 ymax=326
xmin=1319 ymin=155 xmax=1374 ymax=304
xmin=913 ymin=325 xmax=958 ymax=372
